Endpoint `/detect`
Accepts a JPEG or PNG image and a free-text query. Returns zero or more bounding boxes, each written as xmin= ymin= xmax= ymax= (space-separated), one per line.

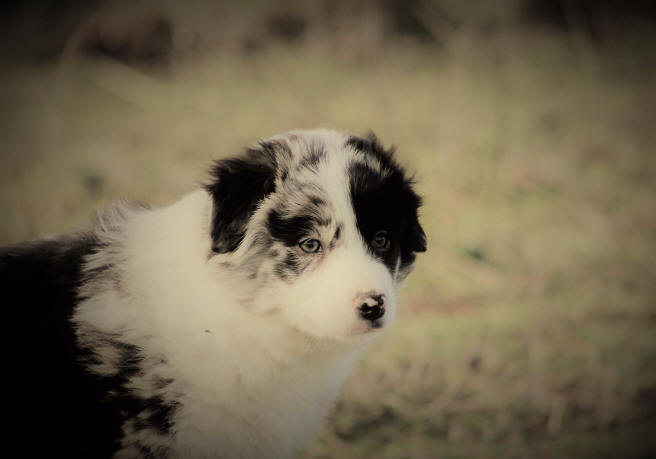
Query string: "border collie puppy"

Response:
xmin=0 ymin=129 xmax=425 ymax=458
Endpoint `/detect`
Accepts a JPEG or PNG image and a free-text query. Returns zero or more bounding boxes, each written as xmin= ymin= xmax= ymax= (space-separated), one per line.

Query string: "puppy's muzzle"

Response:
xmin=357 ymin=294 xmax=385 ymax=328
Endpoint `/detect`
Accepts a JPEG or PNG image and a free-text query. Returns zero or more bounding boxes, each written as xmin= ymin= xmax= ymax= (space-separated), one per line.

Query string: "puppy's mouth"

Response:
xmin=349 ymin=316 xmax=386 ymax=337
xmin=370 ymin=317 xmax=384 ymax=329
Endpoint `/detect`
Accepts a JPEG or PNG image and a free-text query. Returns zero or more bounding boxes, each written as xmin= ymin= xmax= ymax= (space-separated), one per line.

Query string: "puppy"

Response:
xmin=0 ymin=129 xmax=425 ymax=458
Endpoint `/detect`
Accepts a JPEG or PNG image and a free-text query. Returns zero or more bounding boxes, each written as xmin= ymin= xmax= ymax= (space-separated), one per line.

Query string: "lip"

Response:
xmin=356 ymin=317 xmax=386 ymax=334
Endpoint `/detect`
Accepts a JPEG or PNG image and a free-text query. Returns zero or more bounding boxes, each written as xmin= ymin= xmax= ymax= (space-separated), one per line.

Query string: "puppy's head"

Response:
xmin=205 ymin=130 xmax=426 ymax=340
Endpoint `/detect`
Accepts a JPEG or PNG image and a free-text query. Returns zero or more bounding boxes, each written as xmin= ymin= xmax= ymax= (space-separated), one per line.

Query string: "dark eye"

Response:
xmin=299 ymin=238 xmax=322 ymax=253
xmin=372 ymin=230 xmax=390 ymax=251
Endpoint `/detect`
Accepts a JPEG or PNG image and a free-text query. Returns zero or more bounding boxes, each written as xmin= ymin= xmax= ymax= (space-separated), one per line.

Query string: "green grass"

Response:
xmin=1 ymin=27 xmax=655 ymax=458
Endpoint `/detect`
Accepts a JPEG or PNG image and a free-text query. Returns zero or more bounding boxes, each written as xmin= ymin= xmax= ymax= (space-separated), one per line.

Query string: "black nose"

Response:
xmin=358 ymin=294 xmax=385 ymax=323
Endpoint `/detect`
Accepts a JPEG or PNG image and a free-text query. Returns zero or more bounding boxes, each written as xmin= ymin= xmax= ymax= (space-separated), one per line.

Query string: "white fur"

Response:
xmin=73 ymin=129 xmax=413 ymax=458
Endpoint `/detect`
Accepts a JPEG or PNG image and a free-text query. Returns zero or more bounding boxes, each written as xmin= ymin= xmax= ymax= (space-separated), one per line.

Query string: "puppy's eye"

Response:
xmin=299 ymin=238 xmax=322 ymax=253
xmin=372 ymin=230 xmax=390 ymax=251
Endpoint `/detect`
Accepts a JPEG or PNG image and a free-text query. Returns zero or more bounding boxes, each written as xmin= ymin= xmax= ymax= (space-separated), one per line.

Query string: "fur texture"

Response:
xmin=0 ymin=129 xmax=425 ymax=458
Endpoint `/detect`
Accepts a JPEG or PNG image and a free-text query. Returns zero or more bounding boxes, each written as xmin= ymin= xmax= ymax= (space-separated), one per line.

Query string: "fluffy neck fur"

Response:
xmin=75 ymin=190 xmax=372 ymax=458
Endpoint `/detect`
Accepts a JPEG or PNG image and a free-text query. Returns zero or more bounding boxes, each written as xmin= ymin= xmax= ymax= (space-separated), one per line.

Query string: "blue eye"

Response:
xmin=372 ymin=230 xmax=390 ymax=251
xmin=299 ymin=238 xmax=322 ymax=253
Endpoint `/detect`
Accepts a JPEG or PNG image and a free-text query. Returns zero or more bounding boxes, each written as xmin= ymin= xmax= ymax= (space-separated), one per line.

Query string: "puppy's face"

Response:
xmin=206 ymin=130 xmax=425 ymax=340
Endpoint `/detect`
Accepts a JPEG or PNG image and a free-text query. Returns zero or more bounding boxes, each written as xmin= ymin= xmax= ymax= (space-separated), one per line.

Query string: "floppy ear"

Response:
xmin=400 ymin=191 xmax=427 ymax=264
xmin=205 ymin=145 xmax=278 ymax=253
xmin=407 ymin=218 xmax=427 ymax=253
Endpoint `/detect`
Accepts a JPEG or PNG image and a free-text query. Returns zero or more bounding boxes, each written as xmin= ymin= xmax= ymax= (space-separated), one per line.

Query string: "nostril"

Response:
xmin=358 ymin=303 xmax=385 ymax=322
xmin=372 ymin=294 xmax=385 ymax=307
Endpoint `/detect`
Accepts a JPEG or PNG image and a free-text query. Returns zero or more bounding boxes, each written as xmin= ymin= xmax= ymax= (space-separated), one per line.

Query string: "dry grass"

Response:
xmin=1 ymin=25 xmax=655 ymax=458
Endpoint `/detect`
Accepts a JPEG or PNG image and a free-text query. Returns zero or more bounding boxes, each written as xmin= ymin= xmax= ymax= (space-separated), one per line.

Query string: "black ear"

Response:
xmin=408 ymin=218 xmax=427 ymax=253
xmin=204 ymin=144 xmax=279 ymax=253
xmin=400 ymin=191 xmax=427 ymax=263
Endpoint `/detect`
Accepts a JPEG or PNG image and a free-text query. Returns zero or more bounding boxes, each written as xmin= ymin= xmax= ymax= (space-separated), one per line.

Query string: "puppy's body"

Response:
xmin=1 ymin=130 xmax=425 ymax=458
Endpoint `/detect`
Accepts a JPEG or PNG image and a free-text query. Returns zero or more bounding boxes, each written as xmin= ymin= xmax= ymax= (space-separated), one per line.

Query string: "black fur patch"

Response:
xmin=273 ymin=250 xmax=302 ymax=281
xmin=85 ymin=336 xmax=179 ymax=437
xmin=267 ymin=210 xmax=316 ymax=247
xmin=0 ymin=236 xmax=180 ymax=458
xmin=0 ymin=235 xmax=124 ymax=458
xmin=347 ymin=135 xmax=426 ymax=274
xmin=205 ymin=142 xmax=282 ymax=253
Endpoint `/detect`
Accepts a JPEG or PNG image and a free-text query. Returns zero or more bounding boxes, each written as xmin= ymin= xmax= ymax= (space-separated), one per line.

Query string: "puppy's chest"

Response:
xmin=161 ymin=367 xmax=346 ymax=458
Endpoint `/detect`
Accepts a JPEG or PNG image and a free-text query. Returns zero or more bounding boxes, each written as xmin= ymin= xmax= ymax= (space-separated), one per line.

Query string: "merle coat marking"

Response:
xmin=0 ymin=129 xmax=425 ymax=458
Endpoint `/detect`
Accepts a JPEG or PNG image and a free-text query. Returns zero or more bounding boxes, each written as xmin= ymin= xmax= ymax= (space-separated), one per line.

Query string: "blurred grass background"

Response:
xmin=1 ymin=0 xmax=655 ymax=457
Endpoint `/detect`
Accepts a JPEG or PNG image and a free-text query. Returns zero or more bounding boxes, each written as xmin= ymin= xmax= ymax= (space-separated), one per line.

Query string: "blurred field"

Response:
xmin=1 ymin=6 xmax=656 ymax=458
